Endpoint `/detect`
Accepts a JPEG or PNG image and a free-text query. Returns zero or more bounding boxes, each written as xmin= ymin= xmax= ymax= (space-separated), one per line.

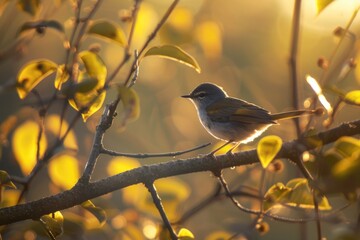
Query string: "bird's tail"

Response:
xmin=270 ymin=108 xmax=324 ymax=121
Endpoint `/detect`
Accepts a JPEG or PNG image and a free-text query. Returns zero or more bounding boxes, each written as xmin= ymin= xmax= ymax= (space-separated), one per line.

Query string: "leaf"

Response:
xmin=344 ymin=90 xmax=360 ymax=106
xmin=257 ymin=135 xmax=282 ymax=168
xmin=68 ymin=51 xmax=107 ymax=121
xmin=17 ymin=0 xmax=40 ymax=16
xmin=79 ymin=51 xmax=107 ymax=84
xmin=40 ymin=211 xmax=64 ymax=238
xmin=205 ymin=231 xmax=232 ymax=240
xmin=315 ymin=0 xmax=334 ymax=15
xmin=264 ymin=178 xmax=331 ymax=211
xmin=80 ymin=200 xmax=107 ymax=226
xmin=48 ymin=154 xmax=79 ymax=189
xmin=333 ymin=136 xmax=360 ymax=158
xmin=0 ymin=170 xmax=16 ymax=189
xmin=17 ymin=20 xmax=64 ymax=36
xmin=54 ymin=64 xmax=69 ymax=90
xmin=117 ymin=86 xmax=140 ymax=126
xmin=16 ymin=59 xmax=58 ymax=99
xmin=88 ymin=20 xmax=127 ymax=46
xmin=12 ymin=120 xmax=47 ymax=175
xmin=178 ymin=228 xmax=195 ymax=240
xmin=143 ymin=45 xmax=201 ymax=73
xmin=45 ymin=114 xmax=78 ymax=151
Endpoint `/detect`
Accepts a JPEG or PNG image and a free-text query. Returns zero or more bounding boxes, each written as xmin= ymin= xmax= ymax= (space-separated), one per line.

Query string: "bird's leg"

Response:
xmin=225 ymin=142 xmax=241 ymax=162
xmin=209 ymin=140 xmax=234 ymax=156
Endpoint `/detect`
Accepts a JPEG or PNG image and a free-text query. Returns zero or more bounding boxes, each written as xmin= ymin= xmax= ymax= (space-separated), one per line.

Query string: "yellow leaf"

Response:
xmin=67 ymin=51 xmax=107 ymax=121
xmin=16 ymin=59 xmax=57 ymax=99
xmin=88 ymin=20 xmax=127 ymax=46
xmin=54 ymin=64 xmax=69 ymax=90
xmin=257 ymin=135 xmax=282 ymax=168
xmin=0 ymin=170 xmax=16 ymax=189
xmin=78 ymin=51 xmax=107 ymax=85
xmin=178 ymin=228 xmax=195 ymax=240
xmin=195 ymin=21 xmax=222 ymax=60
xmin=45 ymin=114 xmax=78 ymax=150
xmin=132 ymin=3 xmax=158 ymax=48
xmin=139 ymin=178 xmax=190 ymax=221
xmin=107 ymin=157 xmax=143 ymax=205
xmin=40 ymin=211 xmax=64 ymax=238
xmin=48 ymin=154 xmax=79 ymax=189
xmin=205 ymin=231 xmax=232 ymax=240
xmin=107 ymin=157 xmax=140 ymax=176
xmin=344 ymin=90 xmax=360 ymax=106
xmin=117 ymin=86 xmax=140 ymax=126
xmin=12 ymin=120 xmax=47 ymax=175
xmin=143 ymin=45 xmax=201 ymax=73
xmin=81 ymin=200 xmax=107 ymax=226
xmin=315 ymin=0 xmax=334 ymax=15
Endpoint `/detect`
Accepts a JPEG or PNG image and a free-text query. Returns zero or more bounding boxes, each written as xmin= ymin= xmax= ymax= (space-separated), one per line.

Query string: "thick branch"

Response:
xmin=0 ymin=120 xmax=359 ymax=226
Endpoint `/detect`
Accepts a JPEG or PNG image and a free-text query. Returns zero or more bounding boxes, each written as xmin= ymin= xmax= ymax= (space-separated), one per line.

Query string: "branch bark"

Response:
xmin=0 ymin=120 xmax=359 ymax=226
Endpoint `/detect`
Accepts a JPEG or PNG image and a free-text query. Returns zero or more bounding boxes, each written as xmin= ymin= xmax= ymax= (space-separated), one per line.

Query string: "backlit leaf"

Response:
xmin=16 ymin=59 xmax=57 ymax=99
xmin=117 ymin=86 xmax=140 ymax=127
xmin=315 ymin=0 xmax=334 ymax=15
xmin=48 ymin=154 xmax=79 ymax=189
xmin=79 ymin=51 xmax=107 ymax=85
xmin=195 ymin=21 xmax=222 ymax=60
xmin=257 ymin=135 xmax=282 ymax=168
xmin=68 ymin=51 xmax=107 ymax=121
xmin=144 ymin=45 xmax=201 ymax=73
xmin=45 ymin=114 xmax=78 ymax=151
xmin=88 ymin=20 xmax=127 ymax=46
xmin=81 ymin=200 xmax=107 ymax=226
xmin=205 ymin=231 xmax=232 ymax=240
xmin=344 ymin=90 xmax=360 ymax=106
xmin=54 ymin=64 xmax=69 ymax=90
xmin=264 ymin=178 xmax=331 ymax=211
xmin=0 ymin=170 xmax=16 ymax=189
xmin=40 ymin=211 xmax=64 ymax=238
xmin=17 ymin=0 xmax=40 ymax=16
xmin=17 ymin=20 xmax=64 ymax=36
xmin=333 ymin=137 xmax=360 ymax=158
xmin=178 ymin=228 xmax=195 ymax=240
xmin=12 ymin=120 xmax=47 ymax=175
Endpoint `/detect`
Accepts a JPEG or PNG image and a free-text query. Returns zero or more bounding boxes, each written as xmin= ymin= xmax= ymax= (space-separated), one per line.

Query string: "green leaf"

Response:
xmin=87 ymin=20 xmax=127 ymax=46
xmin=143 ymin=45 xmax=201 ymax=73
xmin=257 ymin=135 xmax=282 ymax=168
xmin=0 ymin=170 xmax=16 ymax=189
xmin=67 ymin=51 xmax=107 ymax=121
xmin=344 ymin=90 xmax=360 ymax=106
xmin=17 ymin=20 xmax=64 ymax=36
xmin=334 ymin=137 xmax=360 ymax=157
xmin=39 ymin=211 xmax=64 ymax=238
xmin=79 ymin=51 xmax=107 ymax=84
xmin=178 ymin=228 xmax=195 ymax=240
xmin=17 ymin=0 xmax=40 ymax=16
xmin=81 ymin=200 xmax=107 ymax=226
xmin=315 ymin=0 xmax=334 ymax=15
xmin=263 ymin=178 xmax=331 ymax=211
xmin=117 ymin=86 xmax=140 ymax=127
xmin=16 ymin=59 xmax=58 ymax=99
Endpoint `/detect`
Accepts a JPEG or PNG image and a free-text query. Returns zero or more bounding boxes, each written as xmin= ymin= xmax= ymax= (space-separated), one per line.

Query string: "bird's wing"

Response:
xmin=206 ymin=98 xmax=276 ymax=124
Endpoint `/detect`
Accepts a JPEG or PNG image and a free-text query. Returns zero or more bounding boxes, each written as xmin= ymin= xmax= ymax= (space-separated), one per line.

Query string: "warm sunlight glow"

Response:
xmin=306 ymin=75 xmax=333 ymax=114
xmin=143 ymin=221 xmax=158 ymax=239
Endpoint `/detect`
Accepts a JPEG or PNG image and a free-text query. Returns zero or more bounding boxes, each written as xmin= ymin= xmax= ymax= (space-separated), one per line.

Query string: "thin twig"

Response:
xmin=145 ymin=181 xmax=178 ymax=240
xmin=101 ymin=142 xmax=210 ymax=159
xmin=123 ymin=0 xmax=180 ymax=87
xmin=313 ymin=190 xmax=322 ymax=240
xmin=289 ymin=0 xmax=302 ymax=137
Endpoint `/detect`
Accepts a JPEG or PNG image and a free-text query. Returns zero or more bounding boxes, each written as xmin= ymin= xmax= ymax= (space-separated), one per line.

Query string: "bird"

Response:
xmin=182 ymin=83 xmax=323 ymax=154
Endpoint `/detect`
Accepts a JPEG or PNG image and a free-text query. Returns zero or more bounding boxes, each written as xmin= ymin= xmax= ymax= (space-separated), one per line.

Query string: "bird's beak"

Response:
xmin=181 ymin=94 xmax=192 ymax=98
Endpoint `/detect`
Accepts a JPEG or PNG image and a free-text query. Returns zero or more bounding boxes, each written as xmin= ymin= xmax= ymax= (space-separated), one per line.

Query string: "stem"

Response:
xmin=289 ymin=0 xmax=302 ymax=137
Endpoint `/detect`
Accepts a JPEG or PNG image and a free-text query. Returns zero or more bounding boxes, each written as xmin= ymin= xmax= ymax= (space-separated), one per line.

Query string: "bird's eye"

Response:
xmin=196 ymin=92 xmax=206 ymax=99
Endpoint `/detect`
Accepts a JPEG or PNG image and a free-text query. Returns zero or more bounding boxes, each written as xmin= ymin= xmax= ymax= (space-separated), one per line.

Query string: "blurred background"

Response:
xmin=1 ymin=0 xmax=360 ymax=239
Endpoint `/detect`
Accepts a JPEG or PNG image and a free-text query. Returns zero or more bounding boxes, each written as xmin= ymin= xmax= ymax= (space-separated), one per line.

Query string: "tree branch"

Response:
xmin=0 ymin=120 xmax=359 ymax=226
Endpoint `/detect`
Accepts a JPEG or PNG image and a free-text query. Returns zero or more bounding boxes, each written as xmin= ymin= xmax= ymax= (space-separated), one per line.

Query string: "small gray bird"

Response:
xmin=182 ymin=83 xmax=322 ymax=154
